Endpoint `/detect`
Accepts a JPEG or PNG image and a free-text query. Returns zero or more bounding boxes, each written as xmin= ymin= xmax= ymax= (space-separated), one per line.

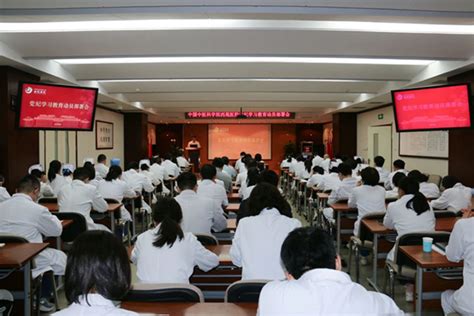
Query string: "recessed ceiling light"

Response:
xmin=1 ymin=19 xmax=472 ymax=35
xmin=53 ymin=56 xmax=434 ymax=66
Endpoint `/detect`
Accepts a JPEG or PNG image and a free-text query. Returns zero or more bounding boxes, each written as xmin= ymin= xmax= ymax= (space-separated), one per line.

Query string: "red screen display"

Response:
xmin=18 ymin=82 xmax=98 ymax=130
xmin=393 ymin=84 xmax=472 ymax=132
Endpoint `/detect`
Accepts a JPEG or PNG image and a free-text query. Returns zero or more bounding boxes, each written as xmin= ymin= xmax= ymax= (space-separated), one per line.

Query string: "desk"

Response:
xmin=330 ymin=202 xmax=357 ymax=254
xmin=226 ymin=203 xmax=240 ymax=213
xmin=57 ymin=219 xmax=73 ymax=251
xmin=121 ymin=302 xmax=257 ymax=315
xmin=228 ymin=193 xmax=240 ymax=203
xmin=0 ymin=243 xmax=48 ymax=316
xmin=400 ymin=245 xmax=463 ymax=316
xmin=227 ymin=219 xmax=236 ymax=230
xmin=206 ymin=245 xmax=232 ymax=266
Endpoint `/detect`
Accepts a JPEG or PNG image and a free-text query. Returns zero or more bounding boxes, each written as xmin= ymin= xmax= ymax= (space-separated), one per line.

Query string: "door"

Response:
xmin=368 ymin=125 xmax=392 ymax=167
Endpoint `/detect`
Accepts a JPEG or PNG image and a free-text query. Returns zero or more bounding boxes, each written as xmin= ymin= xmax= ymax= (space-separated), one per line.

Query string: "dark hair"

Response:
xmin=360 ymin=167 xmax=380 ymax=186
xmin=65 ymin=231 xmax=131 ymax=304
xmin=258 ymin=170 xmax=279 ymax=187
xmin=18 ymin=175 xmax=40 ymax=193
xmin=240 ymin=152 xmax=246 ymax=156
xmin=151 ymin=156 xmax=161 ymax=165
xmin=254 ymin=153 xmax=262 ymax=162
xmin=337 ymin=163 xmax=352 ymax=177
xmin=286 ymin=155 xmax=293 ymax=163
xmin=304 ymin=160 xmax=312 ymax=173
xmin=126 ymin=161 xmax=139 ymax=171
xmin=105 ymin=165 xmax=122 ymax=181
xmin=392 ymin=172 xmax=406 ymax=188
xmin=281 ymin=227 xmax=336 ymax=279
xmin=374 ymin=156 xmax=385 ymax=167
xmin=399 ymin=177 xmax=430 ymax=215
xmin=200 ymin=164 xmax=216 ymax=180
xmin=408 ymin=170 xmax=429 ymax=183
xmin=248 ymin=183 xmax=288 ymax=216
xmin=48 ymin=160 xmax=62 ymax=182
xmin=152 ymin=197 xmax=184 ymax=248
xmin=83 ymin=162 xmax=96 ymax=180
xmin=0 ymin=174 xmax=4 ymax=183
xmin=442 ymin=176 xmax=459 ymax=189
xmin=393 ymin=159 xmax=405 ymax=169
xmin=30 ymin=169 xmax=43 ymax=179
xmin=222 ymin=156 xmax=230 ymax=165
xmin=140 ymin=164 xmax=150 ymax=171
xmin=177 ymin=172 xmax=197 ymax=190
xmin=244 ymin=158 xmax=257 ymax=169
xmin=296 ymin=155 xmax=305 ymax=162
xmin=73 ymin=167 xmax=90 ymax=182
xmin=345 ymin=159 xmax=358 ymax=170
xmin=312 ymin=166 xmax=324 ymax=175
xmin=212 ymin=157 xmax=224 ymax=169
xmin=329 ymin=166 xmax=339 ymax=173
xmin=97 ymin=154 xmax=107 ymax=163
xmin=246 ymin=167 xmax=260 ymax=187
xmin=163 ymin=153 xmax=172 ymax=161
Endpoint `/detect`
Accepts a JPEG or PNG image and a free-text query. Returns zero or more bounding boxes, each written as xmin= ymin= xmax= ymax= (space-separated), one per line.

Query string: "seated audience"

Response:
xmin=58 ymin=167 xmax=109 ymax=231
xmin=295 ymin=159 xmax=312 ymax=180
xmin=257 ymin=227 xmax=403 ymax=315
xmin=140 ymin=163 xmax=161 ymax=186
xmin=174 ymin=172 xmax=227 ymax=234
xmin=290 ymin=155 xmax=305 ymax=175
xmin=374 ymin=155 xmax=390 ymax=184
xmin=122 ymin=161 xmax=155 ymax=213
xmin=320 ymin=154 xmax=331 ymax=173
xmin=316 ymin=166 xmax=341 ymax=192
xmin=311 ymin=153 xmax=324 ymax=168
xmin=385 ymin=159 xmax=408 ymax=190
xmin=131 ymin=197 xmax=219 ymax=283
xmin=48 ymin=160 xmax=71 ymax=195
xmin=242 ymin=167 xmax=260 ymax=200
xmin=94 ymin=154 xmax=109 ymax=180
xmin=430 ymin=176 xmax=472 ymax=212
xmin=236 ymin=158 xmax=257 ymax=198
xmin=222 ymin=156 xmax=237 ymax=179
xmin=230 ymin=183 xmax=301 ymax=280
xmin=161 ymin=153 xmax=181 ymax=179
xmin=280 ymin=155 xmax=295 ymax=169
xmin=441 ymin=209 xmax=474 ymax=316
xmin=0 ymin=174 xmax=11 ymax=202
xmin=386 ymin=172 xmax=407 ymax=200
xmin=235 ymin=151 xmax=247 ymax=174
xmin=176 ymin=149 xmax=190 ymax=170
xmin=327 ymin=163 xmax=358 ymax=205
xmin=306 ymin=166 xmax=325 ymax=188
xmin=30 ymin=169 xmax=55 ymax=198
xmin=83 ymin=161 xmax=100 ymax=187
xmin=197 ymin=164 xmax=229 ymax=208
xmin=407 ymin=170 xmax=440 ymax=199
xmin=213 ymin=157 xmax=232 ymax=192
xmin=383 ymin=177 xmax=435 ymax=261
xmin=348 ymin=167 xmax=386 ymax=236
xmin=52 ymin=230 xmax=137 ymax=315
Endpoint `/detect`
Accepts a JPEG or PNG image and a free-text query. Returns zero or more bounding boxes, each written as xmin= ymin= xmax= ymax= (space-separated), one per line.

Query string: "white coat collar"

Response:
xmin=72 ymin=179 xmax=87 ymax=186
xmin=299 ymin=268 xmax=351 ymax=284
xmin=77 ymin=294 xmax=117 ymax=308
xmin=259 ymin=207 xmax=280 ymax=216
xmin=178 ymin=189 xmax=196 ymax=197
xmin=12 ymin=193 xmax=33 ymax=201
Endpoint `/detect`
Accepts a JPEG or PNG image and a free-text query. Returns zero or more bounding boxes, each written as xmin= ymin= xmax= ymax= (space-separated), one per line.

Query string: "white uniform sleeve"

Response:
xmin=41 ymin=183 xmax=55 ymax=197
xmin=430 ymin=191 xmax=450 ymax=210
xmin=383 ymin=204 xmax=396 ymax=229
xmin=221 ymin=187 xmax=229 ymax=207
xmin=142 ymin=176 xmax=155 ymax=193
xmin=130 ymin=238 xmax=140 ymax=264
xmin=370 ymin=292 xmax=405 ymax=315
xmin=122 ymin=182 xmax=138 ymax=199
xmin=0 ymin=187 xmax=11 ymax=202
xmin=211 ymin=202 xmax=227 ymax=233
xmin=328 ymin=187 xmax=340 ymax=205
xmin=91 ymin=189 xmax=108 ymax=213
xmin=445 ymin=220 xmax=465 ymax=262
xmin=229 ymin=225 xmax=242 ymax=267
xmin=348 ymin=190 xmax=357 ymax=209
xmin=37 ymin=207 xmax=63 ymax=237
xmin=192 ymin=236 xmax=219 ymax=271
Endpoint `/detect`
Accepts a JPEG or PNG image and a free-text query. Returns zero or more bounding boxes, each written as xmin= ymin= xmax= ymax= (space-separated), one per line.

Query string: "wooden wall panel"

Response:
xmin=332 ymin=113 xmax=357 ymax=157
xmin=124 ymin=113 xmax=148 ymax=166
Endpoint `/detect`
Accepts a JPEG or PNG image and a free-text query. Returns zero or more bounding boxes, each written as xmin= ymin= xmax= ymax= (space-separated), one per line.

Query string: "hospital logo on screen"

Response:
xmin=25 ymin=86 xmax=47 ymax=95
xmin=24 ymin=86 xmax=33 ymax=94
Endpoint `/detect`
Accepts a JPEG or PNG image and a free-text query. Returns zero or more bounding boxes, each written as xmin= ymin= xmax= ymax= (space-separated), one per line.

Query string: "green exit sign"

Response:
xmin=378 ymin=114 xmax=384 ymax=120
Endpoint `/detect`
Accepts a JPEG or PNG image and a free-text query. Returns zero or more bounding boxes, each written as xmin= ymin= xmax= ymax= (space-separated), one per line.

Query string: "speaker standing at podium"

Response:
xmin=186 ymin=136 xmax=201 ymax=172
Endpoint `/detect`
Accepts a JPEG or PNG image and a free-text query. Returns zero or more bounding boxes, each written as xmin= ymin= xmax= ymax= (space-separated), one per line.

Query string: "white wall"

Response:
xmin=357 ymin=106 xmax=448 ymax=176
xmin=39 ymin=107 xmax=124 ymax=169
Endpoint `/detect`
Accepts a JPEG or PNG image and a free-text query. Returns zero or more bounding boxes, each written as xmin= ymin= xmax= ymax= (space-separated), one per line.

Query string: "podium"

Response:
xmin=186 ymin=147 xmax=200 ymax=172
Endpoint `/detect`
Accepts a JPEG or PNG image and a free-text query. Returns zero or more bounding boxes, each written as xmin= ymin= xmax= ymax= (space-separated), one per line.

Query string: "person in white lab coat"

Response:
xmin=241 ymin=167 xmax=260 ymax=200
xmin=174 ymin=172 xmax=227 ymax=234
xmin=58 ymin=167 xmax=109 ymax=231
xmin=0 ymin=174 xmax=11 ymax=202
xmin=176 ymin=149 xmax=190 ymax=170
xmin=315 ymin=167 xmax=341 ymax=192
xmin=235 ymin=151 xmax=247 ymax=174
xmin=131 ymin=197 xmax=219 ymax=284
xmin=441 ymin=210 xmax=474 ymax=315
xmin=280 ymin=155 xmax=296 ymax=169
xmin=383 ymin=177 xmax=435 ymax=261
xmin=52 ymin=230 xmax=137 ymax=316
xmin=150 ymin=156 xmax=170 ymax=195
xmin=94 ymin=154 xmax=109 ymax=181
xmin=385 ymin=159 xmax=409 ymax=190
xmin=374 ymin=155 xmax=390 ymax=185
xmin=295 ymin=160 xmax=312 ymax=180
xmin=122 ymin=162 xmax=155 ymax=214
xmin=323 ymin=164 xmax=358 ymax=222
xmin=197 ymin=164 xmax=229 ymax=208
xmin=311 ymin=153 xmax=324 ymax=169
xmin=430 ymin=176 xmax=472 ymax=212
xmin=306 ymin=166 xmax=325 ymax=188
xmin=0 ymin=175 xmax=66 ymax=278
xmin=161 ymin=153 xmax=181 ymax=180
xmin=289 ymin=155 xmax=305 ymax=175
xmin=30 ymin=169 xmax=55 ymax=198
xmin=386 ymin=172 xmax=407 ymax=200
xmin=348 ymin=167 xmax=387 ymax=236
xmin=97 ymin=165 xmax=137 ymax=222
xmin=83 ymin=162 xmax=100 ymax=188
xmin=230 ymin=183 xmax=301 ymax=280
xmin=48 ymin=160 xmax=71 ymax=195
xmin=236 ymin=158 xmax=257 ymax=198
xmin=407 ymin=170 xmax=440 ymax=199
xmin=213 ymin=157 xmax=233 ymax=193
xmin=140 ymin=163 xmax=161 ymax=187
xmin=258 ymin=227 xmax=404 ymax=316
xmin=222 ymin=156 xmax=237 ymax=179
xmin=320 ymin=154 xmax=331 ymax=174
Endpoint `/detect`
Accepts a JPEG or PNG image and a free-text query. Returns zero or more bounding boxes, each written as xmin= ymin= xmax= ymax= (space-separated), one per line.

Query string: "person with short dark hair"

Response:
xmin=53 ymin=230 xmax=137 ymax=316
xmin=83 ymin=161 xmax=99 ymax=187
xmin=95 ymin=154 xmax=109 ymax=180
xmin=0 ymin=175 xmax=66 ymax=312
xmin=348 ymin=167 xmax=386 ymax=236
xmin=0 ymin=174 xmax=11 ymax=202
xmin=384 ymin=177 xmax=435 ymax=262
xmin=30 ymin=169 xmax=55 ymax=198
xmin=374 ymin=155 xmax=390 ymax=184
xmin=222 ymin=156 xmax=237 ymax=179
xmin=316 ymin=166 xmax=341 ymax=192
xmin=230 ymin=183 xmax=301 ymax=280
xmin=161 ymin=153 xmax=181 ymax=179
xmin=235 ymin=151 xmax=247 ymax=173
xmin=197 ymin=164 xmax=228 ymax=208
xmin=58 ymin=167 xmax=109 ymax=231
xmin=385 ymin=159 xmax=408 ymax=190
xmin=327 ymin=163 xmax=357 ymax=204
xmin=407 ymin=170 xmax=440 ymax=199
xmin=241 ymin=167 xmax=260 ymax=200
xmin=430 ymin=176 xmax=472 ymax=212
xmin=213 ymin=157 xmax=232 ymax=192
xmin=175 ymin=172 xmax=227 ymax=234
xmin=176 ymin=149 xmax=190 ymax=170
xmin=306 ymin=166 xmax=325 ymax=188
xmin=236 ymin=158 xmax=258 ymax=197
xmin=48 ymin=160 xmax=71 ymax=195
xmin=257 ymin=227 xmax=403 ymax=315
xmin=131 ymin=197 xmax=218 ymax=283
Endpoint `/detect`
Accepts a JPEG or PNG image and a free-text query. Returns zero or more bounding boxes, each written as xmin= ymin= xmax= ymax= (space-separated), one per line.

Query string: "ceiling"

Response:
xmin=0 ymin=1 xmax=473 ymax=123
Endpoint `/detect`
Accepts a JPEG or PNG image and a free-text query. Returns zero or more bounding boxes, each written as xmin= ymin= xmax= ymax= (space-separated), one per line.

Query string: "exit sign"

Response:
xmin=378 ymin=114 xmax=384 ymax=120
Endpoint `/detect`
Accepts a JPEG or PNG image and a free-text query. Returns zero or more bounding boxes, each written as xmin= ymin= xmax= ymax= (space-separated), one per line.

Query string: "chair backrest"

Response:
xmin=194 ymin=233 xmax=219 ymax=246
xmin=52 ymin=212 xmax=87 ymax=242
xmin=427 ymin=174 xmax=442 ymax=188
xmin=0 ymin=289 xmax=14 ymax=316
xmin=225 ymin=280 xmax=270 ymax=303
xmin=434 ymin=210 xmax=458 ymax=218
xmin=0 ymin=235 xmax=28 ymax=244
xmin=37 ymin=197 xmax=57 ymax=204
xmin=105 ymin=198 xmax=120 ymax=204
xmin=358 ymin=212 xmax=387 ymax=242
xmin=124 ymin=283 xmax=204 ymax=302
xmin=394 ymin=232 xmax=451 ymax=270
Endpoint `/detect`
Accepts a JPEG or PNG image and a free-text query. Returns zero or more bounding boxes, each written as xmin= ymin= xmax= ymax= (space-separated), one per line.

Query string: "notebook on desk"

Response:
xmin=434 ymin=242 xmax=448 ymax=252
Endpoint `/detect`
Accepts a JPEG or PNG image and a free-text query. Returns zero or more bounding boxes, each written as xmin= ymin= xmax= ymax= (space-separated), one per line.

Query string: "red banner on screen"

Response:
xmin=18 ymin=83 xmax=98 ymax=130
xmin=393 ymin=84 xmax=472 ymax=132
xmin=186 ymin=111 xmax=295 ymax=119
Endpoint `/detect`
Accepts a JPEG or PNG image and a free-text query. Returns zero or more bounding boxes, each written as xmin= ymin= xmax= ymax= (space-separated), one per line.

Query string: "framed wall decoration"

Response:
xmin=96 ymin=120 xmax=114 ymax=149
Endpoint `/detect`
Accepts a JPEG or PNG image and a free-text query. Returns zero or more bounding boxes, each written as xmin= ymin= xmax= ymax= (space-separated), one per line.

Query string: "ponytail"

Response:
xmin=105 ymin=165 xmax=122 ymax=182
xmin=152 ymin=197 xmax=184 ymax=248
xmin=48 ymin=160 xmax=61 ymax=182
xmin=399 ymin=177 xmax=430 ymax=215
